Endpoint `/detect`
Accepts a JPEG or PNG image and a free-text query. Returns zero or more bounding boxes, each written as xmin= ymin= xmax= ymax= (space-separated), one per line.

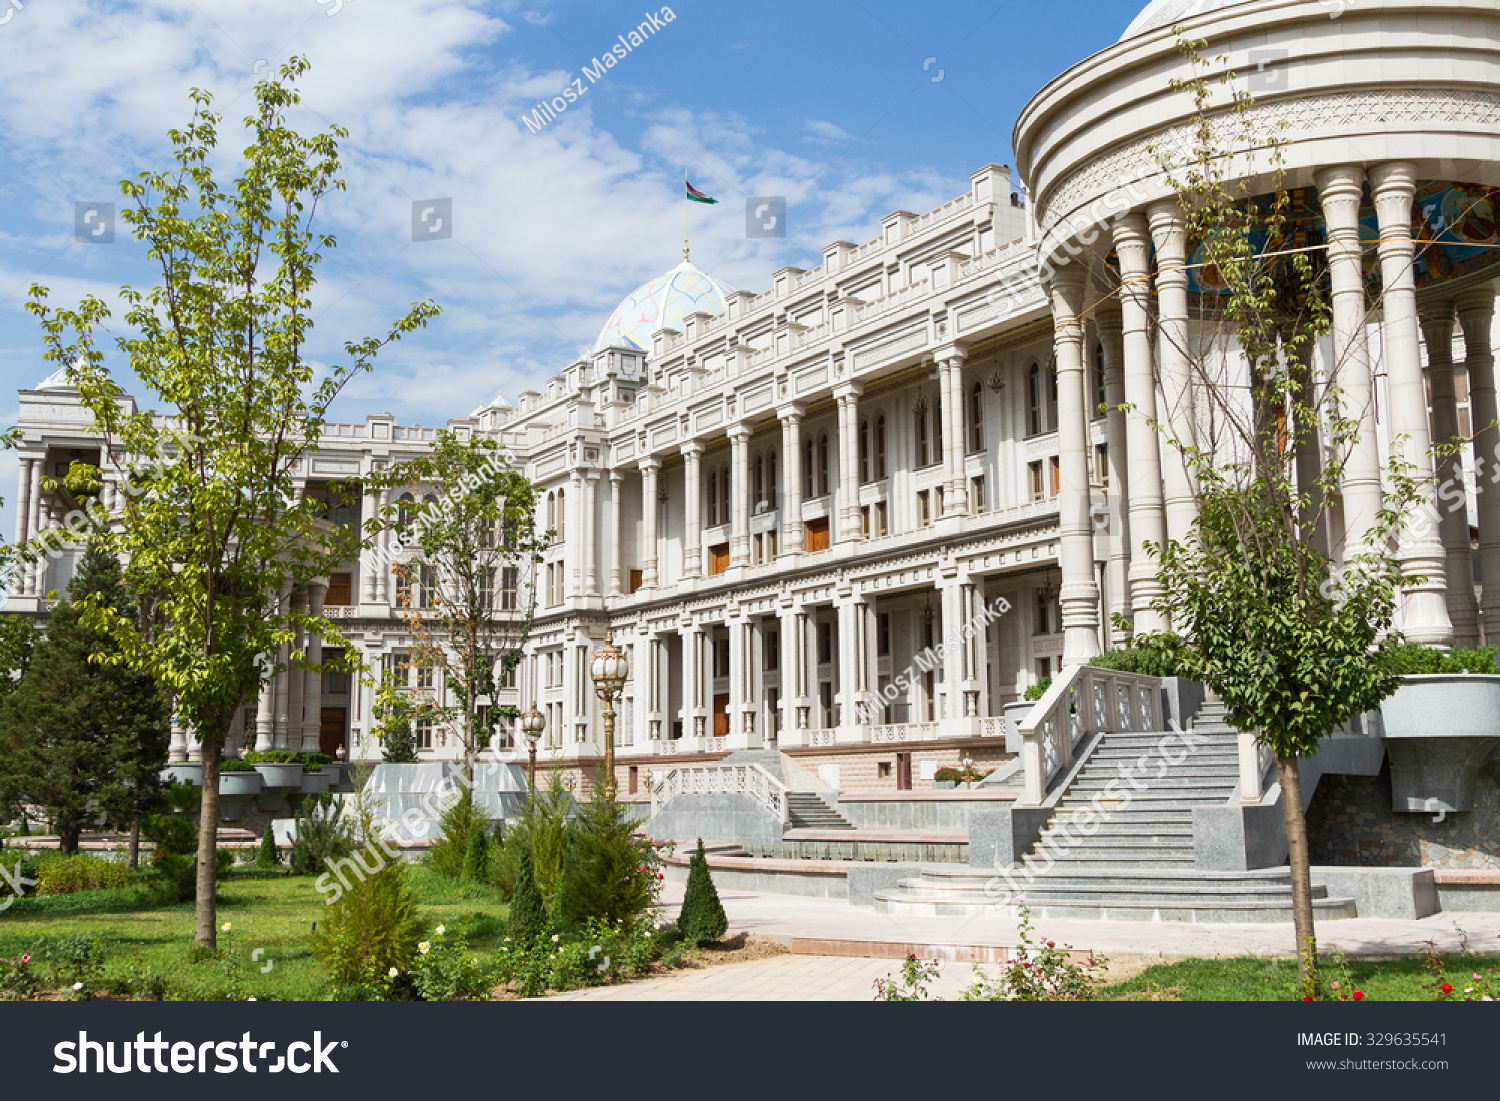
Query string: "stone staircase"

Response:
xmin=874 ymin=718 xmax=1357 ymax=922
xmin=787 ymin=792 xmax=855 ymax=831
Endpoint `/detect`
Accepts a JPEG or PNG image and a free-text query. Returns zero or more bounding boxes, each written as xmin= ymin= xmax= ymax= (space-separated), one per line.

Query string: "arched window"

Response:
xmin=398 ymin=492 xmax=416 ymax=531
xmin=875 ymin=415 xmax=887 ymax=479
xmin=767 ymin=450 xmax=778 ymax=504
xmin=804 ymin=439 xmax=814 ymax=498
xmin=916 ymin=405 xmax=930 ymax=467
xmin=1047 ymin=364 xmax=1058 ymax=431
xmin=754 ymin=455 xmax=764 ymax=505
xmin=545 ymin=491 xmax=555 ymax=534
xmin=969 ymin=382 xmax=984 ymax=453
xmin=859 ymin=419 xmax=870 ymax=484
xmin=708 ymin=469 xmax=719 ymax=526
xmin=557 ymin=488 xmax=565 ymax=540
xmin=1028 ymin=363 xmax=1042 ymax=436
xmin=1092 ymin=342 xmax=1106 ymax=416
xmin=818 ymin=434 xmax=830 ymax=496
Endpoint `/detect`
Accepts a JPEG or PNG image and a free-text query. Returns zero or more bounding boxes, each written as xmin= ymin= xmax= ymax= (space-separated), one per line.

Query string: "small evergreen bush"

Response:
xmin=256 ymin=828 xmax=280 ymax=869
xmin=551 ymin=791 xmax=661 ymax=932
xmin=1087 ymin=632 xmax=1187 ymax=679
xmin=427 ymin=791 xmax=492 ymax=880
xmin=677 ymin=838 xmax=727 ymax=946
xmin=1383 ymin=642 xmax=1498 ymax=676
xmin=290 ymin=793 xmax=354 ymax=877
xmin=313 ymin=855 xmax=422 ymax=998
xmin=461 ymin=826 xmax=490 ymax=883
xmin=508 ymin=847 xmax=548 ymax=947
xmin=1023 ymin=677 xmax=1052 ymax=702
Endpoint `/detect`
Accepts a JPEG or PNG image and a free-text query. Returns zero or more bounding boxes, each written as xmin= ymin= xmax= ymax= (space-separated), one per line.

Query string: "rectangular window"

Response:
xmin=879 ymin=761 xmax=893 ymax=779
xmin=323 ymin=668 xmax=350 ymax=696
xmin=805 ymin=517 xmax=830 ymax=553
xmin=971 ymin=476 xmax=985 ymax=514
xmin=818 ymin=622 xmax=832 ymax=665
xmin=499 ymin=662 xmax=517 ymax=690
xmin=860 ymin=505 xmax=870 ymax=538
xmin=1029 ymin=460 xmax=1045 ymax=502
xmin=414 ymin=718 xmax=433 ymax=751
xmin=416 ymin=664 xmax=434 ymax=690
xmin=1036 ymin=589 xmax=1053 ymax=636
xmin=326 ymin=572 xmax=353 ymax=606
xmin=1049 ymin=455 xmax=1061 ymax=498
xmin=875 ymin=501 xmax=888 ymax=536
xmin=500 ymin=566 xmax=519 ymax=610
xmin=765 ymin=630 xmax=779 ymax=671
xmin=714 ymin=638 xmax=730 ymax=678
xmin=709 ymin=543 xmax=730 ymax=575
xmin=767 ymin=529 xmax=777 ymax=559
xmin=1095 ymin=443 xmax=1109 ymax=488
xmin=918 ymin=490 xmax=931 ymax=527
xmin=476 ymin=566 xmax=495 ymax=612
xmin=877 ymin=612 xmax=891 ymax=657
xmin=935 ymin=486 xmax=945 ymax=518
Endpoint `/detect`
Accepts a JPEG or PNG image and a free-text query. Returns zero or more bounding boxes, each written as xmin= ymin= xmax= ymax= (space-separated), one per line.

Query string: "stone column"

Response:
xmin=834 ymin=383 xmax=863 ymax=540
xmin=1147 ymin=199 xmax=1199 ymax=549
xmin=13 ymin=456 xmax=32 ymax=550
xmin=1423 ymin=303 xmax=1478 ymax=647
xmin=1371 ymin=161 xmax=1452 ymax=646
xmin=1097 ymin=305 xmax=1132 ymax=639
xmin=640 ymin=459 xmax=660 ymax=588
xmin=375 ymin=489 xmax=393 ymax=605
xmin=301 ymin=580 xmax=327 ymax=752
xmin=1459 ymin=289 xmax=1500 ymax=640
xmin=683 ymin=620 xmax=705 ymax=739
xmin=1049 ymin=263 xmax=1103 ymax=666
xmin=608 ymin=471 xmax=624 ymax=596
xmin=1316 ymin=165 xmax=1383 ymax=559
xmin=254 ymin=667 xmax=277 ymax=753
xmin=583 ymin=471 xmax=600 ymax=596
xmin=729 ymin=424 xmax=751 ymax=567
xmin=567 ymin=471 xmax=584 ymax=596
xmin=23 ymin=459 xmax=43 ymax=596
xmin=778 ymin=605 xmax=799 ymax=739
xmin=682 ymin=442 xmax=704 ymax=579
xmin=1114 ymin=213 xmax=1168 ymax=634
xmin=362 ymin=483 xmax=380 ymax=603
xmin=836 ymin=594 xmax=862 ymax=734
xmin=939 ymin=575 xmax=965 ymax=720
xmin=779 ymin=404 xmax=805 ymax=554
xmin=941 ymin=353 xmax=969 ymax=514
xmin=168 ymin=711 xmax=189 ymax=764
xmin=284 ymin=591 xmax=307 ymax=750
xmin=1284 ymin=323 xmax=1329 ymax=557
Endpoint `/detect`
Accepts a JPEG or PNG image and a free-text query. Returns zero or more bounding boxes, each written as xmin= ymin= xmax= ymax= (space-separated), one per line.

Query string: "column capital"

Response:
xmin=1112 ymin=210 xmax=1152 ymax=266
xmin=776 ymin=401 xmax=806 ymax=423
xmin=680 ymin=440 xmax=705 ymax=459
xmin=931 ymin=343 xmax=969 ymax=367
xmin=1455 ymin=284 xmax=1498 ymax=321
xmin=1145 ymin=197 xmax=1186 ymax=233
xmin=1095 ymin=303 xmax=1124 ymax=336
xmin=1313 ymin=164 xmax=1366 ymax=205
xmin=727 ymin=422 xmax=753 ymax=443
xmin=1368 ymin=160 xmax=1419 ymax=203
xmin=608 ymin=469 xmax=624 ymax=486
xmin=638 ymin=455 xmax=661 ymax=473
xmin=832 ymin=380 xmax=864 ymax=402
xmin=1043 ymin=259 xmax=1088 ymax=297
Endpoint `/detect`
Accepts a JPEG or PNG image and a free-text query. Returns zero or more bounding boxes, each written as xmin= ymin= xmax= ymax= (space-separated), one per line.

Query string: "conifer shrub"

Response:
xmin=508 ymin=847 xmax=548 ymax=947
xmin=461 ymin=826 xmax=490 ymax=883
xmin=677 ymin=838 xmax=727 ymax=946
xmin=550 ymin=791 xmax=661 ymax=932
xmin=427 ymin=790 xmax=493 ymax=880
xmin=289 ymin=793 xmax=354 ymax=877
xmin=313 ymin=857 xmax=422 ymax=999
xmin=256 ymin=828 xmax=280 ymax=869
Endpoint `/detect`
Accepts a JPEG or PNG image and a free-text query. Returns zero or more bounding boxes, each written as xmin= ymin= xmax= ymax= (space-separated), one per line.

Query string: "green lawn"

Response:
xmin=1103 ymin=954 xmax=1500 ymax=1001
xmin=0 ymin=868 xmax=510 ymax=1001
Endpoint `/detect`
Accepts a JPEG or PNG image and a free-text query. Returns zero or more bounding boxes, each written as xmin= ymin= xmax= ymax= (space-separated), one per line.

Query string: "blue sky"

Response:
xmin=0 ymin=0 xmax=1145 ymax=529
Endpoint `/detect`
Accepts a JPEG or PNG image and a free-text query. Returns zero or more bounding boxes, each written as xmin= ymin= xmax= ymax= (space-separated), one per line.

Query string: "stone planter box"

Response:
xmin=934 ymin=780 xmax=960 ymax=790
xmin=1380 ymin=674 xmax=1500 ymax=813
xmin=253 ymin=763 xmax=304 ymax=791
xmin=1003 ymin=701 xmax=1035 ymax=754
xmin=218 ymin=771 xmax=264 ymax=798
xmin=299 ymin=770 xmax=332 ymax=794
xmin=161 ymin=763 xmax=204 ymax=786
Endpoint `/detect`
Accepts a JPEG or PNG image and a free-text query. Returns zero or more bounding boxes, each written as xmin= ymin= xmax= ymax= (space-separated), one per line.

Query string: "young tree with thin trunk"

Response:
xmin=387 ymin=431 xmax=544 ymax=787
xmin=24 ymin=59 xmax=438 ymax=947
xmin=1133 ymin=34 xmax=1419 ymax=993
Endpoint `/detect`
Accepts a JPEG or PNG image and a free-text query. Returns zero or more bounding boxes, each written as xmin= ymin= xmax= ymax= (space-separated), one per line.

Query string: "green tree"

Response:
xmin=24 ymin=60 xmax=438 ymax=947
xmin=678 ymin=838 xmax=727 ymax=946
xmin=371 ymin=672 xmax=419 ymax=764
xmin=507 ymin=846 xmax=548 ymax=947
xmin=256 ymin=826 xmax=280 ymax=869
xmin=1138 ymin=35 xmax=1415 ymax=990
xmin=0 ymin=615 xmax=37 ymax=825
xmin=386 ymin=431 xmax=545 ymax=785
xmin=551 ymin=790 xmax=658 ymax=931
xmin=0 ymin=543 xmax=169 ymax=854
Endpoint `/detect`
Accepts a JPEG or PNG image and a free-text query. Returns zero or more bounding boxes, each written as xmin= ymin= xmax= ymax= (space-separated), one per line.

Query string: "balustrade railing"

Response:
xmin=1017 ymin=664 xmax=1163 ymax=806
xmin=650 ymin=762 xmax=788 ymax=823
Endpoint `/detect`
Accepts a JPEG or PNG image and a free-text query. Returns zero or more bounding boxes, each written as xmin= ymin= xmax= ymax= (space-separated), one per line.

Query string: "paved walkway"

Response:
xmin=547 ymin=883 xmax=1500 ymax=1000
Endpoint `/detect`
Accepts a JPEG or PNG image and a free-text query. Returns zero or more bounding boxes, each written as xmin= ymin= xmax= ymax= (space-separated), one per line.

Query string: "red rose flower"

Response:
xmin=1442 ymin=983 xmax=1453 ymax=995
xmin=1304 ymin=996 xmax=1313 ymax=1002
xmin=1353 ymin=991 xmax=1364 ymax=1001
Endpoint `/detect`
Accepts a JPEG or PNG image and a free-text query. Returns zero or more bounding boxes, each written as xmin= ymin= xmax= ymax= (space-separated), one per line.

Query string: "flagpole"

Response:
xmin=683 ymin=175 xmax=690 ymax=262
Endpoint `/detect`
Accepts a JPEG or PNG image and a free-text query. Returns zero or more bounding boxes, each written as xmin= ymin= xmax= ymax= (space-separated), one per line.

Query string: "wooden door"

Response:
xmin=897 ymin=752 xmax=913 ymax=791
xmin=805 ymin=518 xmax=830 ymax=552
xmin=325 ymin=572 xmax=352 ymax=606
xmin=713 ymin=694 xmax=730 ymax=738
xmin=319 ymin=707 xmax=347 ymax=759
xmin=709 ymin=544 xmax=730 ymax=575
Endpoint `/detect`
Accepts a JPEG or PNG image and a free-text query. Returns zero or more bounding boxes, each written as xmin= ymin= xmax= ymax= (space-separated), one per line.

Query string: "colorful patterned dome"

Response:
xmin=593 ymin=260 xmax=735 ymax=353
xmin=1120 ymin=0 xmax=1252 ymax=40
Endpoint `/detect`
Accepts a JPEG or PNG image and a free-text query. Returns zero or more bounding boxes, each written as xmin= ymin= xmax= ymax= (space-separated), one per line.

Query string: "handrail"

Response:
xmin=650 ymin=761 xmax=789 ymax=824
xmin=1017 ymin=664 xmax=1163 ymax=806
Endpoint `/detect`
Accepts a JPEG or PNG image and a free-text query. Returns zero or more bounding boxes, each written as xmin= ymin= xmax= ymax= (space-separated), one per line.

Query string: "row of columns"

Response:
xmin=1053 ymin=165 xmax=1497 ymax=666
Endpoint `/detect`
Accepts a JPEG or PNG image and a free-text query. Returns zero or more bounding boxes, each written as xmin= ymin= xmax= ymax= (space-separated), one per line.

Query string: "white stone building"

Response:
xmin=9 ymin=0 xmax=1500 ymax=799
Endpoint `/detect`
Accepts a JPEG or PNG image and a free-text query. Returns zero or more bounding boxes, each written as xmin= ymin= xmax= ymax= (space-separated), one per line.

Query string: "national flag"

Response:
xmin=685 ymin=180 xmax=718 ymax=205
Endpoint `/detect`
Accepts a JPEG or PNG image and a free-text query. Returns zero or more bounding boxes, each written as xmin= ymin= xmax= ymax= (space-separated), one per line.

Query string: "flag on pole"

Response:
xmin=685 ymin=180 xmax=719 ymax=205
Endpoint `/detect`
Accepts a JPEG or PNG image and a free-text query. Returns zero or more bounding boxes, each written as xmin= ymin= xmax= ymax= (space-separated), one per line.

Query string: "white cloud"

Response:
xmin=803 ymin=118 xmax=855 ymax=147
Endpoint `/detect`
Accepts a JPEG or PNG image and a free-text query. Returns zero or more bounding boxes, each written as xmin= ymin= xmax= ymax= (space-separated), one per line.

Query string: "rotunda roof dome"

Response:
xmin=593 ymin=260 xmax=735 ymax=354
xmin=1119 ymin=0 xmax=1251 ymax=40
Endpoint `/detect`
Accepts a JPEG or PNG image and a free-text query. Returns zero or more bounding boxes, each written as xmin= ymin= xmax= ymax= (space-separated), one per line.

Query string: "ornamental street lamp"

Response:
xmin=520 ymin=702 xmax=546 ymax=795
xmin=589 ymin=631 xmax=629 ymax=797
